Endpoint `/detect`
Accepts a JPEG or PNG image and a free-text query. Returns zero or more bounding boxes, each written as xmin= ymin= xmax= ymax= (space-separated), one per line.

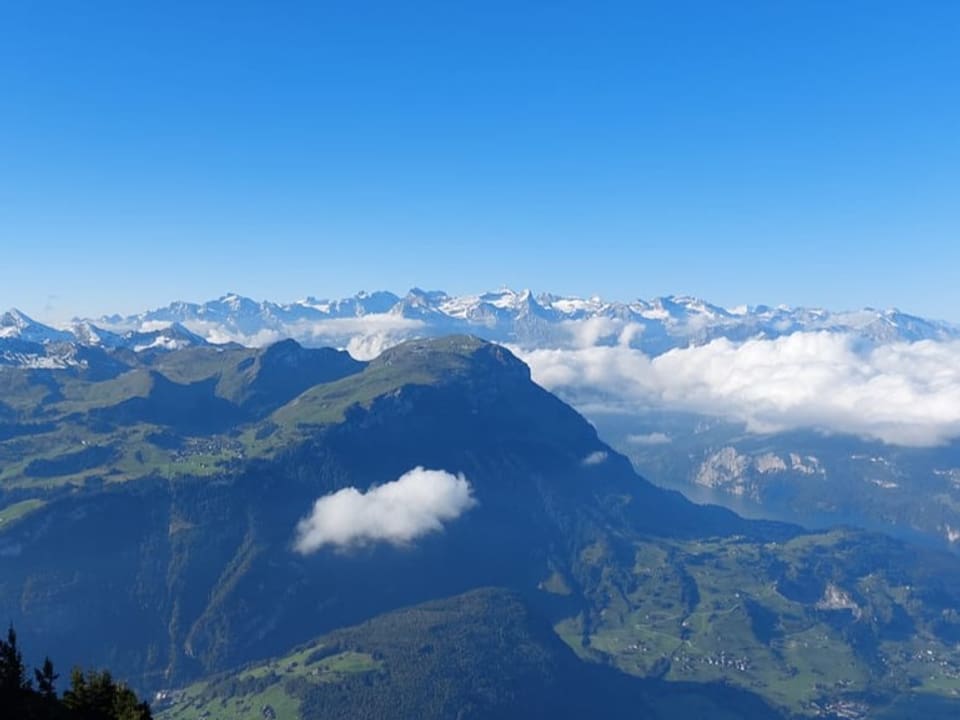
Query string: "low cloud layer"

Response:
xmin=627 ymin=432 xmax=672 ymax=445
xmin=185 ymin=316 xmax=426 ymax=360
xmin=517 ymin=333 xmax=960 ymax=447
xmin=295 ymin=467 xmax=476 ymax=553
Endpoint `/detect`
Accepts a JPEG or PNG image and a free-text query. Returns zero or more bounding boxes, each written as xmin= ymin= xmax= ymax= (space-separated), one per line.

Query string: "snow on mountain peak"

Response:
xmin=3 ymin=288 xmax=958 ymax=370
xmin=1 ymin=308 xmax=38 ymax=333
xmin=1 ymin=309 xmax=74 ymax=343
xmin=89 ymin=288 xmax=960 ymax=353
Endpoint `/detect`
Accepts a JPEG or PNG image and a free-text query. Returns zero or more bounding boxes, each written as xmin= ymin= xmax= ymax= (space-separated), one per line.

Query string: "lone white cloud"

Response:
xmin=581 ymin=450 xmax=609 ymax=466
xmin=294 ymin=467 xmax=477 ymax=553
xmin=517 ymin=333 xmax=960 ymax=447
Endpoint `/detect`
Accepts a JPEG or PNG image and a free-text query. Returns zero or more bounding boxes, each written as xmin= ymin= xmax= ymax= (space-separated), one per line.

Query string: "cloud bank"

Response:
xmin=627 ymin=432 xmax=672 ymax=445
xmin=184 ymin=315 xmax=426 ymax=360
xmin=294 ymin=467 xmax=477 ymax=553
xmin=516 ymin=332 xmax=960 ymax=447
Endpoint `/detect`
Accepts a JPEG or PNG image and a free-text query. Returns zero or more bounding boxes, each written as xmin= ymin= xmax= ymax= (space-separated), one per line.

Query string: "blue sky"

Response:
xmin=1 ymin=1 xmax=958 ymax=322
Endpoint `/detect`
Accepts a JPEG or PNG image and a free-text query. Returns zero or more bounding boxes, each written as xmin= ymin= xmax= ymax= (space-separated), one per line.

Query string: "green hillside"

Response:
xmin=158 ymin=588 xmax=784 ymax=720
xmin=1 ymin=337 xmax=960 ymax=718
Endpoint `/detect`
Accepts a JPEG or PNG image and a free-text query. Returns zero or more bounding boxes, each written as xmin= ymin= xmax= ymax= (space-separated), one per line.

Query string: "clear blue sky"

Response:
xmin=1 ymin=1 xmax=958 ymax=322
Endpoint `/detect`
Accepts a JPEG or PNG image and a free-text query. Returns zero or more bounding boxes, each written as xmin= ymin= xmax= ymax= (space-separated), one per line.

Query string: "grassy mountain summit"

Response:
xmin=1 ymin=336 xmax=960 ymax=717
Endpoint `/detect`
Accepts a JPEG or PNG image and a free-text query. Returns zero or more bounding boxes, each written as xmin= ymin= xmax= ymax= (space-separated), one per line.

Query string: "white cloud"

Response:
xmin=139 ymin=320 xmax=175 ymax=332
xmin=515 ymin=333 xmax=960 ymax=447
xmin=183 ymin=315 xmax=425 ymax=360
xmin=344 ymin=332 xmax=406 ymax=361
xmin=294 ymin=467 xmax=477 ymax=553
xmin=559 ymin=317 xmax=649 ymax=350
xmin=627 ymin=432 xmax=672 ymax=445
xmin=582 ymin=450 xmax=609 ymax=466
xmin=177 ymin=320 xmax=285 ymax=347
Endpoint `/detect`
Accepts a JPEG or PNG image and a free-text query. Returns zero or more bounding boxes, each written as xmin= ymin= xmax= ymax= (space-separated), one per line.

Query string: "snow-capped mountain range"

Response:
xmin=2 ymin=288 xmax=957 ymax=368
xmin=0 ymin=309 xmax=207 ymax=369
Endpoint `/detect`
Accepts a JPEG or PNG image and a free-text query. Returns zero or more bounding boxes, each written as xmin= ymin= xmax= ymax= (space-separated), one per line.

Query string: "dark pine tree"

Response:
xmin=1 ymin=625 xmax=151 ymax=720
xmin=35 ymin=657 xmax=59 ymax=699
xmin=63 ymin=668 xmax=152 ymax=720
xmin=0 ymin=624 xmax=32 ymax=716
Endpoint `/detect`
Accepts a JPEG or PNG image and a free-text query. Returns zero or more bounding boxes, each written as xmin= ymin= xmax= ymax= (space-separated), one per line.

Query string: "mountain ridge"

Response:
xmin=3 ymin=336 xmax=960 ymax=718
xmin=2 ymin=289 xmax=957 ymax=369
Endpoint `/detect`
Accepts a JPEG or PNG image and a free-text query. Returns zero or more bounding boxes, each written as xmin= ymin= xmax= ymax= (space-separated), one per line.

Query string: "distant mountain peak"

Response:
xmin=3 ymin=288 xmax=958 ymax=369
xmin=1 ymin=308 xmax=74 ymax=344
xmin=1 ymin=307 xmax=33 ymax=326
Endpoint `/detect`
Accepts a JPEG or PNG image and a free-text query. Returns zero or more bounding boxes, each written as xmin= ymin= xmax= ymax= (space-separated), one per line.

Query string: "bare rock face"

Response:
xmin=696 ymin=447 xmax=752 ymax=496
xmin=816 ymin=583 xmax=863 ymax=620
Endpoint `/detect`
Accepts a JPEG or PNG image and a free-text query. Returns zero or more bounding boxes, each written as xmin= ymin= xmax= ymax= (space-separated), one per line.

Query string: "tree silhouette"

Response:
xmin=0 ymin=624 xmax=151 ymax=719
xmin=35 ymin=657 xmax=59 ymax=699
xmin=1 ymin=624 xmax=31 ymax=715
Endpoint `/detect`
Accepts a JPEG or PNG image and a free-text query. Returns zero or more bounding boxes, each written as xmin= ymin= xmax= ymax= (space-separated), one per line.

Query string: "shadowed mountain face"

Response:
xmin=8 ymin=296 xmax=960 ymax=558
xmin=2 ymin=337 xmax=960 ymax=718
xmin=157 ymin=588 xmax=788 ymax=720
